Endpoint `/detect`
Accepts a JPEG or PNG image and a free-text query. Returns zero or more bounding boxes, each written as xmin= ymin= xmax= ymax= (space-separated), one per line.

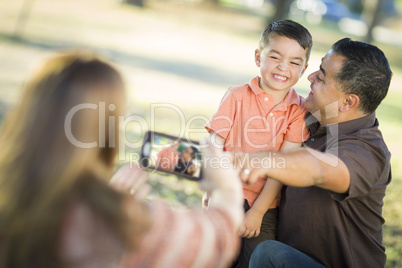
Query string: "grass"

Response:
xmin=375 ymin=90 xmax=402 ymax=267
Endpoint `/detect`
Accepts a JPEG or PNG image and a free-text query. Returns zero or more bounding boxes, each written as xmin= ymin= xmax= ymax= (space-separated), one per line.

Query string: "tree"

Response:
xmin=201 ymin=0 xmax=219 ymax=6
xmin=124 ymin=0 xmax=144 ymax=7
xmin=14 ymin=0 xmax=36 ymax=39
xmin=269 ymin=0 xmax=293 ymax=24
xmin=362 ymin=0 xmax=384 ymax=43
xmin=342 ymin=0 xmax=395 ymax=43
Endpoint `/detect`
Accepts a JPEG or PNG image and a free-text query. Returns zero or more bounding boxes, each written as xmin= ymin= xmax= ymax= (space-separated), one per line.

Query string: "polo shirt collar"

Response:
xmin=249 ymin=76 xmax=301 ymax=110
xmin=249 ymin=76 xmax=265 ymax=95
xmin=337 ymin=112 xmax=377 ymax=136
xmin=307 ymin=112 xmax=377 ymax=137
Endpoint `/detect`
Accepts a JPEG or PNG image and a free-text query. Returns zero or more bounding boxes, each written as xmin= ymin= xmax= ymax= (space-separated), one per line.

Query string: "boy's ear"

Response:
xmin=255 ymin=49 xmax=261 ymax=67
xmin=300 ymin=63 xmax=309 ymax=77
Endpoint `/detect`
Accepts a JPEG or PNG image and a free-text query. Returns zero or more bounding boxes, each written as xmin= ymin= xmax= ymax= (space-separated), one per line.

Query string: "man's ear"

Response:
xmin=340 ymin=94 xmax=360 ymax=112
xmin=300 ymin=63 xmax=309 ymax=77
xmin=255 ymin=49 xmax=261 ymax=67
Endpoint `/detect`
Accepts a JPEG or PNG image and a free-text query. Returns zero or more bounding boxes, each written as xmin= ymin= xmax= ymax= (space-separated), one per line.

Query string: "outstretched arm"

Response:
xmin=240 ymin=147 xmax=350 ymax=194
xmin=203 ymin=131 xmax=226 ymax=209
xmin=113 ymin=139 xmax=244 ymax=268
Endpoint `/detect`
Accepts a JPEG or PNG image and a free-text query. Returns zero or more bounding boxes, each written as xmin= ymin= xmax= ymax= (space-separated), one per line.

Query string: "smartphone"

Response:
xmin=140 ymin=131 xmax=202 ymax=181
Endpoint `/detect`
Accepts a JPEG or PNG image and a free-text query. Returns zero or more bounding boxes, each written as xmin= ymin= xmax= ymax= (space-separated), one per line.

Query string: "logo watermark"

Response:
xmin=64 ymin=101 xmax=341 ymax=169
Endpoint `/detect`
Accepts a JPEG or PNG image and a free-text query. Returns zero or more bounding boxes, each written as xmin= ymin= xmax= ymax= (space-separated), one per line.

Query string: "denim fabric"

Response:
xmin=250 ymin=240 xmax=326 ymax=268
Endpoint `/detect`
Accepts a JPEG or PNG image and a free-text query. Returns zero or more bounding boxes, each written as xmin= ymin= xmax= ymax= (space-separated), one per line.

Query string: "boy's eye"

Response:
xmin=270 ymin=56 xmax=279 ymax=60
xmin=291 ymin=62 xmax=300 ymax=66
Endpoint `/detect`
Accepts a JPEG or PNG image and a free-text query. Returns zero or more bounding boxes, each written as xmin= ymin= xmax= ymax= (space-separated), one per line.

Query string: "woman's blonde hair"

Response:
xmin=0 ymin=52 xmax=146 ymax=267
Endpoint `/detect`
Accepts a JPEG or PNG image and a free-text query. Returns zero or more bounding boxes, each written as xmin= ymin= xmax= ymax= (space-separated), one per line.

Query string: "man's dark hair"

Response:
xmin=189 ymin=145 xmax=198 ymax=159
xmin=259 ymin=20 xmax=313 ymax=62
xmin=332 ymin=38 xmax=392 ymax=114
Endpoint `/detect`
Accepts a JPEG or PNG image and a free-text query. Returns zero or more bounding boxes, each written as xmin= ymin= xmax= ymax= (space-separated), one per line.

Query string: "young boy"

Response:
xmin=205 ymin=20 xmax=312 ymax=268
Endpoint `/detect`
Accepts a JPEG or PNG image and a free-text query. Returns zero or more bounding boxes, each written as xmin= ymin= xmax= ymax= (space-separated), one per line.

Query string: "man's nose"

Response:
xmin=308 ymin=71 xmax=317 ymax=83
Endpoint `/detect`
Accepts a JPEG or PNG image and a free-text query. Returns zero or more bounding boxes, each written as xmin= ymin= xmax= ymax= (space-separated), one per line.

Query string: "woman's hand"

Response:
xmin=110 ymin=164 xmax=151 ymax=200
xmin=199 ymin=138 xmax=244 ymax=228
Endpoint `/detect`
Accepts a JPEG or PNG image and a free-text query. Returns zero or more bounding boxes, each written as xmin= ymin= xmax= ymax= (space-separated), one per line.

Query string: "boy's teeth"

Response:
xmin=274 ymin=74 xmax=287 ymax=81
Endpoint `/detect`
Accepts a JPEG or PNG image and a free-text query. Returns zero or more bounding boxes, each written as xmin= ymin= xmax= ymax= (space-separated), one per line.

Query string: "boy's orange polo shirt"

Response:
xmin=156 ymin=149 xmax=178 ymax=171
xmin=206 ymin=76 xmax=309 ymax=208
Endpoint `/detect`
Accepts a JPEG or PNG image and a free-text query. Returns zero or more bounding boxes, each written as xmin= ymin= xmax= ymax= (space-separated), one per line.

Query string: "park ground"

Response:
xmin=0 ymin=0 xmax=401 ymax=266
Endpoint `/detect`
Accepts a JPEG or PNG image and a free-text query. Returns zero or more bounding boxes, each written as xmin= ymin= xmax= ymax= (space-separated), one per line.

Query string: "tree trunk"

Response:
xmin=269 ymin=0 xmax=293 ymax=24
xmin=202 ymin=0 xmax=219 ymax=6
xmin=124 ymin=0 xmax=144 ymax=7
xmin=363 ymin=0 xmax=383 ymax=43
xmin=14 ymin=0 xmax=35 ymax=39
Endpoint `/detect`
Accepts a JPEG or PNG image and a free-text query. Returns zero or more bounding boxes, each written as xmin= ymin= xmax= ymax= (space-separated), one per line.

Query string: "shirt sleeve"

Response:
xmin=122 ymin=202 xmax=240 ymax=268
xmin=327 ymin=137 xmax=391 ymax=201
xmin=283 ymin=103 xmax=310 ymax=143
xmin=205 ymin=89 xmax=237 ymax=140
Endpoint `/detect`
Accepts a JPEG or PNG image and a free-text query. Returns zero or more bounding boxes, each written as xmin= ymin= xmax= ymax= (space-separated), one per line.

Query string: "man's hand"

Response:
xmin=233 ymin=152 xmax=270 ymax=185
xmin=239 ymin=208 xmax=264 ymax=238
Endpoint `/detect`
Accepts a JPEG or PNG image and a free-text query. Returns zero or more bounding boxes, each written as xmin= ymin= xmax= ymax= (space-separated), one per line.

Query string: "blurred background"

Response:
xmin=0 ymin=0 xmax=401 ymax=266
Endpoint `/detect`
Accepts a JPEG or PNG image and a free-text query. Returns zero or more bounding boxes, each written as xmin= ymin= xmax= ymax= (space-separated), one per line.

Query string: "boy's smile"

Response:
xmin=255 ymin=35 xmax=308 ymax=98
xmin=273 ymin=74 xmax=288 ymax=82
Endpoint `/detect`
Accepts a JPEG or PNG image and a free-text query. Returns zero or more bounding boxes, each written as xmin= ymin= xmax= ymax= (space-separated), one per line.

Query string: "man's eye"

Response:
xmin=317 ymin=76 xmax=323 ymax=82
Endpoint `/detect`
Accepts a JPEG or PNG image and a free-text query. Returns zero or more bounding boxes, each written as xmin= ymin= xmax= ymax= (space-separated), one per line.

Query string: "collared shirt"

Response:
xmin=278 ymin=112 xmax=391 ymax=268
xmin=156 ymin=149 xmax=178 ymax=171
xmin=206 ymin=76 xmax=309 ymax=207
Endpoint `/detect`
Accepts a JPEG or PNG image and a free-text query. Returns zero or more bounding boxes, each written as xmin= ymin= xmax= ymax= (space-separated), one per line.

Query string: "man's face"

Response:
xmin=181 ymin=147 xmax=193 ymax=162
xmin=255 ymin=35 xmax=308 ymax=94
xmin=305 ymin=50 xmax=348 ymax=123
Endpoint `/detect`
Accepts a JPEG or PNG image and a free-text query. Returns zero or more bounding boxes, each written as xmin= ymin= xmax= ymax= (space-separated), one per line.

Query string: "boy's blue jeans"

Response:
xmin=249 ymin=240 xmax=326 ymax=268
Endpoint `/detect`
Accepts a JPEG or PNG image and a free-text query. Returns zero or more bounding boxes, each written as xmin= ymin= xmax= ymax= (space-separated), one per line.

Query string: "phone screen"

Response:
xmin=140 ymin=131 xmax=202 ymax=181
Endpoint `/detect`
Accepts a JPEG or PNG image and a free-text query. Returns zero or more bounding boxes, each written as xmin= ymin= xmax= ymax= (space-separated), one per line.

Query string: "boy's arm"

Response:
xmin=239 ymin=140 xmax=301 ymax=238
xmin=240 ymin=178 xmax=282 ymax=238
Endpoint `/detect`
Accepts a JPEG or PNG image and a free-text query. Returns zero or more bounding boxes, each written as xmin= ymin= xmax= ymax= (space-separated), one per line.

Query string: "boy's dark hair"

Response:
xmin=332 ymin=38 xmax=392 ymax=114
xmin=259 ymin=20 xmax=313 ymax=62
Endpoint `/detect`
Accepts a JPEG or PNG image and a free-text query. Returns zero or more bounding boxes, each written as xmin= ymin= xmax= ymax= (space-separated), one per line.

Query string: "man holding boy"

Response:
xmin=205 ymin=20 xmax=312 ymax=267
xmin=241 ymin=38 xmax=392 ymax=267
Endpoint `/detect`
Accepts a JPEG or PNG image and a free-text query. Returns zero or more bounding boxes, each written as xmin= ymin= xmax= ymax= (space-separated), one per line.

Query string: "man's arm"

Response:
xmin=242 ymin=148 xmax=351 ymax=194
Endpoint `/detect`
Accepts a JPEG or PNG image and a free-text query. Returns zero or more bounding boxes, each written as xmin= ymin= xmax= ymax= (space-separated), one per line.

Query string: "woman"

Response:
xmin=0 ymin=52 xmax=243 ymax=268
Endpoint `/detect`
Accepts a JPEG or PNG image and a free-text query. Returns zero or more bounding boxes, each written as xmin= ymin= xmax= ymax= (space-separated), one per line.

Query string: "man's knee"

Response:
xmin=250 ymin=240 xmax=287 ymax=267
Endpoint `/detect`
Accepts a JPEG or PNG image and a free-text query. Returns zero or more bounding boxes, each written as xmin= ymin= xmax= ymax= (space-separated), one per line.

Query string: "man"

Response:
xmin=239 ymin=38 xmax=392 ymax=267
xmin=175 ymin=145 xmax=197 ymax=176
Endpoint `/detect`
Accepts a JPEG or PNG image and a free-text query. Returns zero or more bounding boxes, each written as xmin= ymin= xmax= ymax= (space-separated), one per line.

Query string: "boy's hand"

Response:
xmin=239 ymin=208 xmax=264 ymax=238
